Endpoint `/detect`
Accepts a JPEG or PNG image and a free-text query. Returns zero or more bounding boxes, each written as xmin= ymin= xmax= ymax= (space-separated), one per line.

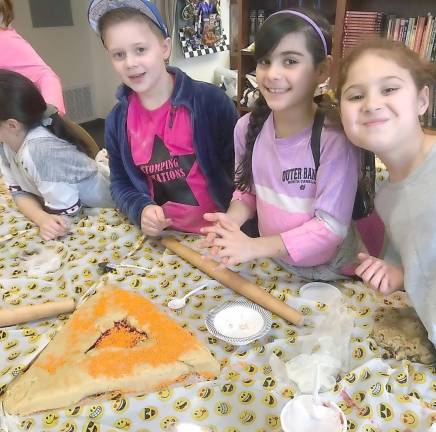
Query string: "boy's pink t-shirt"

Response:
xmin=127 ymin=93 xmax=218 ymax=233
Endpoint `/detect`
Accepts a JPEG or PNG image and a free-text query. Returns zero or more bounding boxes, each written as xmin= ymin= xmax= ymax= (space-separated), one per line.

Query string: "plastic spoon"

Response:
xmin=97 ymin=262 xmax=152 ymax=274
xmin=167 ymin=285 xmax=208 ymax=310
xmin=311 ymin=363 xmax=322 ymax=419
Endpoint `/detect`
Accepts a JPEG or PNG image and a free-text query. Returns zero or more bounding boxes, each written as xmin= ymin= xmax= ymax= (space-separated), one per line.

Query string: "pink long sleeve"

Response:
xmin=280 ymin=214 xmax=343 ymax=266
xmin=0 ymin=28 xmax=65 ymax=114
xmin=233 ymin=113 xmax=359 ymax=267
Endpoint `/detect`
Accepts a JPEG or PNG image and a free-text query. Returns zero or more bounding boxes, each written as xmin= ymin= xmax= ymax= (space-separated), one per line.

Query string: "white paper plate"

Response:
xmin=299 ymin=282 xmax=342 ymax=304
xmin=205 ymin=298 xmax=272 ymax=346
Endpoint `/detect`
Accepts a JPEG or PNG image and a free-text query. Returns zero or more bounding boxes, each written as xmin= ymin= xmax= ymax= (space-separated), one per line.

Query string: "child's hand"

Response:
xmin=38 ymin=214 xmax=69 ymax=240
xmin=200 ymin=212 xmax=236 ymax=254
xmin=201 ymin=216 xmax=257 ymax=266
xmin=355 ymin=253 xmax=404 ymax=295
xmin=140 ymin=205 xmax=171 ymax=236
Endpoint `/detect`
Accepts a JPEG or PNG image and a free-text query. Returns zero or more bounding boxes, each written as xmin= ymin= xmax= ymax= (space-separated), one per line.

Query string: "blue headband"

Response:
xmin=266 ymin=10 xmax=328 ymax=56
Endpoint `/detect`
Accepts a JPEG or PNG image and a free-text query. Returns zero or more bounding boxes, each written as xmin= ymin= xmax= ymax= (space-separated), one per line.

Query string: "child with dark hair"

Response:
xmin=202 ymin=9 xmax=360 ymax=281
xmin=338 ymin=38 xmax=436 ymax=345
xmin=0 ymin=70 xmax=114 ymax=240
xmin=88 ymin=0 xmax=238 ymax=237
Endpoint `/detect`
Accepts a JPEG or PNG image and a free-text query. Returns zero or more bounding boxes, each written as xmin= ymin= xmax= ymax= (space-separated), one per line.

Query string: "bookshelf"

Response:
xmin=234 ymin=0 xmax=436 ymax=131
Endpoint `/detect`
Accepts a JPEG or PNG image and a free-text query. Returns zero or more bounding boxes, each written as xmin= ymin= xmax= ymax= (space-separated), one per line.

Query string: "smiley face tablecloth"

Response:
xmin=0 ymin=179 xmax=434 ymax=432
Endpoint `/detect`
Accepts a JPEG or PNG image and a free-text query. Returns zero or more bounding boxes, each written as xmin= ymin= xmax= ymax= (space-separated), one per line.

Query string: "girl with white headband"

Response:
xmin=202 ymin=9 xmax=361 ymax=281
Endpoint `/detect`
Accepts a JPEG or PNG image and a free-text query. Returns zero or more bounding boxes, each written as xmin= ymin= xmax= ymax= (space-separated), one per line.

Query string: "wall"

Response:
xmin=12 ymin=0 xmax=230 ymax=118
xmin=12 ymin=0 xmax=120 ymax=118
xmin=88 ymin=22 xmax=121 ymax=118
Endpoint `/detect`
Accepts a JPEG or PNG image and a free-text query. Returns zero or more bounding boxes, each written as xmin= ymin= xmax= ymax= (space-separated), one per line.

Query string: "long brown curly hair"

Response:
xmin=235 ymin=8 xmax=337 ymax=192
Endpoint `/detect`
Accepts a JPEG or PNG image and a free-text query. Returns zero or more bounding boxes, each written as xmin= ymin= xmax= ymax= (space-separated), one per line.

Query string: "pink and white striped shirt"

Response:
xmin=233 ymin=113 xmax=359 ymax=267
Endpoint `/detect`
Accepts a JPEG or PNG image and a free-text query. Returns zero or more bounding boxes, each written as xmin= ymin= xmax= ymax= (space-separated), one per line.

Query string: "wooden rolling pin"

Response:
xmin=161 ymin=236 xmax=304 ymax=326
xmin=0 ymin=299 xmax=75 ymax=327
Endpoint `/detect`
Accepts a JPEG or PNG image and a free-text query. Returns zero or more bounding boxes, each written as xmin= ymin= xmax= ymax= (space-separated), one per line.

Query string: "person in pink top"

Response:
xmin=87 ymin=0 xmax=237 ymax=236
xmin=202 ymin=9 xmax=361 ymax=281
xmin=0 ymin=0 xmax=65 ymax=114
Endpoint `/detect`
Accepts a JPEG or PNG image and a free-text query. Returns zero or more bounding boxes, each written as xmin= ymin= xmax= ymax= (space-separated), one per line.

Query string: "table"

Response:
xmin=0 ymin=179 xmax=434 ymax=432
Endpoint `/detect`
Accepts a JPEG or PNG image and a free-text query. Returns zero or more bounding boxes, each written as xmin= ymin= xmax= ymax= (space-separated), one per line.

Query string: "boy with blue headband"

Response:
xmin=88 ymin=0 xmax=238 ymax=236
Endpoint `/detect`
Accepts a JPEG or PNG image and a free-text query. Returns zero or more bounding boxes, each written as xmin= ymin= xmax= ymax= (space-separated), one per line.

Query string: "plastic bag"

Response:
xmin=270 ymin=302 xmax=355 ymax=394
xmin=214 ymin=67 xmax=237 ymax=100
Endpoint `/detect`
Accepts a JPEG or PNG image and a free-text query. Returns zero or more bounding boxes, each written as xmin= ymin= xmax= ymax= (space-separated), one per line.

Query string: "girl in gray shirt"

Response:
xmin=337 ymin=39 xmax=436 ymax=346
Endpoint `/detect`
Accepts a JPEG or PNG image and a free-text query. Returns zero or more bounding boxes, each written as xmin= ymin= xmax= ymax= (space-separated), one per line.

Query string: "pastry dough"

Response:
xmin=372 ymin=306 xmax=436 ymax=365
xmin=3 ymin=285 xmax=220 ymax=415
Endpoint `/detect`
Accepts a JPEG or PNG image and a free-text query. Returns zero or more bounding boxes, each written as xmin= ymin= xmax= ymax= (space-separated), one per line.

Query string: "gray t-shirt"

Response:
xmin=376 ymin=145 xmax=436 ymax=345
xmin=0 ymin=126 xmax=113 ymax=213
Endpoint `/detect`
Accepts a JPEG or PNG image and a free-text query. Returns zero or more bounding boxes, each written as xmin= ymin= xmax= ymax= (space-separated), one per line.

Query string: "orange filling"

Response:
xmin=95 ymin=326 xmax=144 ymax=349
xmin=91 ymin=321 xmax=147 ymax=350
xmin=38 ymin=287 xmax=202 ymax=378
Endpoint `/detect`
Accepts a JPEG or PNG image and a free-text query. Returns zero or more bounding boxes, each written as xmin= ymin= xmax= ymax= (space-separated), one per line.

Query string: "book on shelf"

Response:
xmin=342 ymin=11 xmax=385 ymax=56
xmin=343 ymin=28 xmax=382 ymax=35
xmin=426 ymin=85 xmax=433 ymax=128
xmin=248 ymin=9 xmax=275 ymax=43
xmin=385 ymin=13 xmax=435 ymax=61
xmin=342 ymin=11 xmax=436 ymax=63
xmin=343 ymin=11 xmax=382 ymax=16
xmin=343 ymin=18 xmax=383 ymax=25
xmin=422 ymin=85 xmax=436 ymax=129
xmin=249 ymin=9 xmax=256 ymax=44
xmin=257 ymin=9 xmax=265 ymax=30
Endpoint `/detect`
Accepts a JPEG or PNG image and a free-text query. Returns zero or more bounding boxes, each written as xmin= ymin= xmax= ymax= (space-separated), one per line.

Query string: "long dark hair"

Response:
xmin=235 ymin=8 xmax=335 ymax=192
xmin=0 ymin=69 xmax=92 ymax=157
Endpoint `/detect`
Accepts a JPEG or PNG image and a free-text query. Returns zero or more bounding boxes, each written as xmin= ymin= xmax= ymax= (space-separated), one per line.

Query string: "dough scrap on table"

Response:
xmin=372 ymin=306 xmax=436 ymax=365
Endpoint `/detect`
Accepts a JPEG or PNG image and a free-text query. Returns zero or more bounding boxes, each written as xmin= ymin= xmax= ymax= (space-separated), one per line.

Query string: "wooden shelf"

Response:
xmin=347 ymin=0 xmax=433 ymax=16
xmin=235 ymin=0 xmax=435 ymax=126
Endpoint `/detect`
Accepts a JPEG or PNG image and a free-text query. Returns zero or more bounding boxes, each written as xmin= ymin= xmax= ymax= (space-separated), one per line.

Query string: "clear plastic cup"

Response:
xmin=280 ymin=394 xmax=347 ymax=432
xmin=299 ymin=282 xmax=342 ymax=305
